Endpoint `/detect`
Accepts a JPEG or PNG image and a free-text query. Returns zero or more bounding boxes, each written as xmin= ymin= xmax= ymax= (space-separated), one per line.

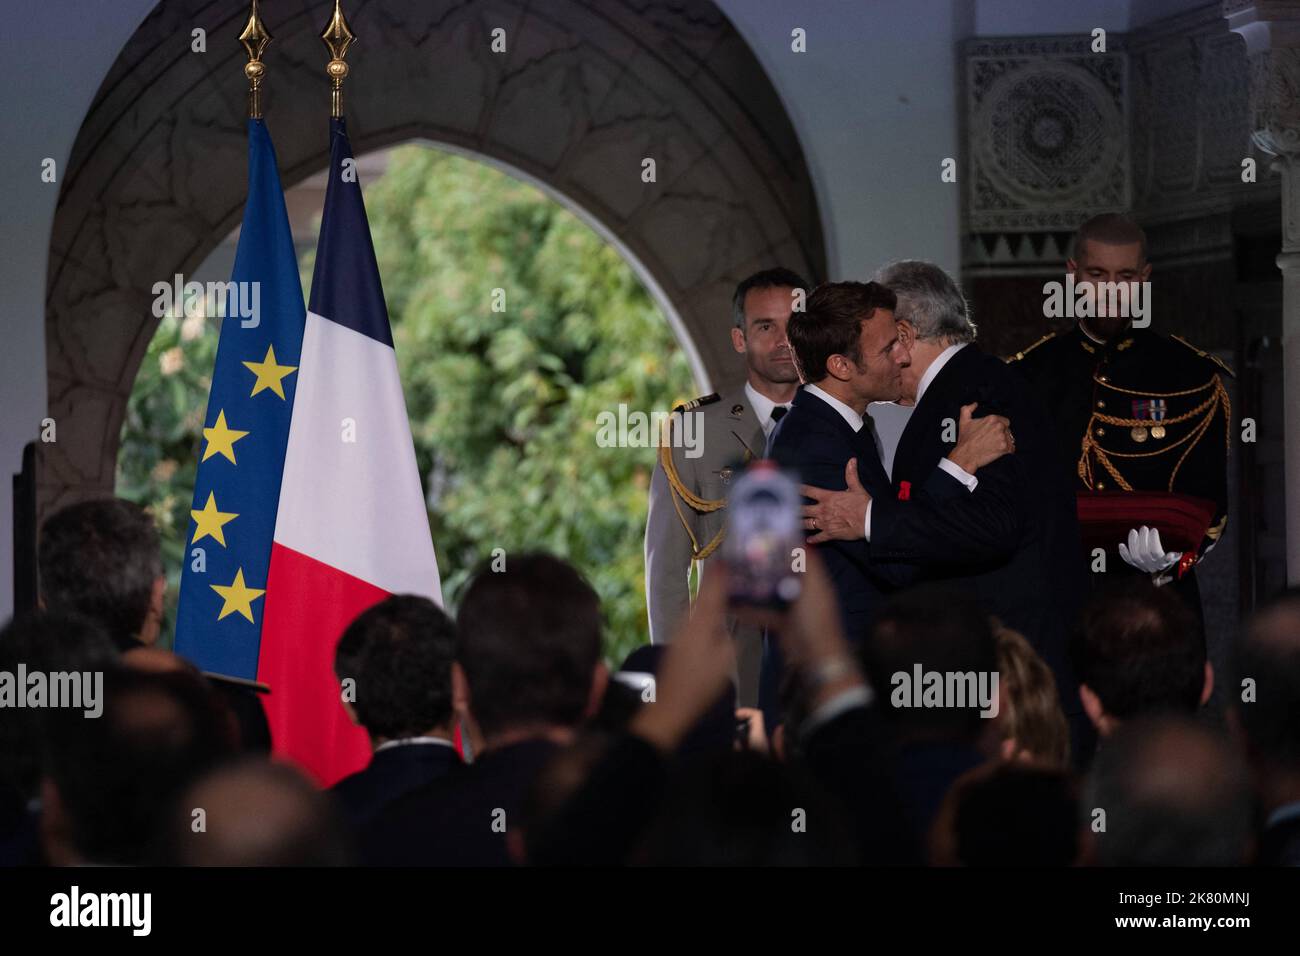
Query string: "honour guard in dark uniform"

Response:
xmin=1007 ymin=214 xmax=1232 ymax=617
xmin=644 ymin=269 xmax=807 ymax=706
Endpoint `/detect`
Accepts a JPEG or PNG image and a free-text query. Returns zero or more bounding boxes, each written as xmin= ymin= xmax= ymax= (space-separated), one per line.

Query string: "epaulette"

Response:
xmin=1170 ymin=335 xmax=1236 ymax=378
xmin=1004 ymin=331 xmax=1058 ymax=363
xmin=671 ymin=392 xmax=720 ymax=414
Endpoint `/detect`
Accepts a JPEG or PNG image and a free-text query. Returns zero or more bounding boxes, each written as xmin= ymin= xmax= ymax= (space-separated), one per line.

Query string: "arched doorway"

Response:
xmin=44 ymin=0 xmax=825 ymax=521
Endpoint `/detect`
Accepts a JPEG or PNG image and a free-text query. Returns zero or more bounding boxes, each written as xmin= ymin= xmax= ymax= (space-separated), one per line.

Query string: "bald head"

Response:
xmin=163 ymin=759 xmax=351 ymax=866
xmin=1086 ymin=716 xmax=1251 ymax=866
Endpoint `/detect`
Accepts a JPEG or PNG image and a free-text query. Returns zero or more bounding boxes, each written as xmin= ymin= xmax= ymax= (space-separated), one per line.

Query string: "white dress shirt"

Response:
xmin=745 ymin=382 xmax=793 ymax=438
xmin=917 ymin=343 xmax=979 ymax=494
xmin=803 ymin=384 xmax=880 ymax=536
xmin=803 ymin=352 xmax=979 ymax=542
xmin=803 ymin=383 xmax=864 ymax=430
xmin=374 ymin=735 xmax=456 ymax=754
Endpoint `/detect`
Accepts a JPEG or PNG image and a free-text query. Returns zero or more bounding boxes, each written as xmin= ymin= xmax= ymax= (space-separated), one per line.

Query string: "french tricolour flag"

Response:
xmin=258 ymin=118 xmax=442 ymax=784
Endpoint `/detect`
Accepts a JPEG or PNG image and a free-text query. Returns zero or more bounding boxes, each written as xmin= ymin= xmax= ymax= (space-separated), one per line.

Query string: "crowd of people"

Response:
xmin=2 ymin=495 xmax=1299 ymax=866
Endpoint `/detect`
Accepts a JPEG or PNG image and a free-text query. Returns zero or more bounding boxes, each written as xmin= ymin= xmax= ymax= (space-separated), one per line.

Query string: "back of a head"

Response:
xmin=163 ymin=758 xmax=352 ymax=866
xmin=334 ymin=594 xmax=456 ymax=740
xmin=873 ymin=259 xmax=976 ymax=344
xmin=456 ymin=553 xmax=602 ymax=741
xmin=865 ymin=586 xmax=998 ymax=744
xmin=1075 ymin=579 xmax=1204 ymax=720
xmin=995 ymin=624 xmax=1070 ymax=767
xmin=934 ymin=762 xmax=1081 ymax=866
xmin=43 ymin=668 xmax=235 ymax=865
xmin=1085 ymin=715 xmax=1252 ymax=866
xmin=635 ymin=750 xmax=856 ymax=866
xmin=0 ymin=611 xmax=118 ymax=806
xmin=1235 ymin=589 xmax=1300 ymax=772
xmin=38 ymin=498 xmax=162 ymax=651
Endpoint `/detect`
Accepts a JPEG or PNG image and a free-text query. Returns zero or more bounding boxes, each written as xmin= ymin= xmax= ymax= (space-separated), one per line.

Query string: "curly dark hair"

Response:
xmin=334 ymin=595 xmax=457 ymax=740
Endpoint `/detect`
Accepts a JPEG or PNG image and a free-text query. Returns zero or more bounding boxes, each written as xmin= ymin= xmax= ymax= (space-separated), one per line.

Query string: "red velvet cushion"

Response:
xmin=1075 ymin=491 xmax=1216 ymax=553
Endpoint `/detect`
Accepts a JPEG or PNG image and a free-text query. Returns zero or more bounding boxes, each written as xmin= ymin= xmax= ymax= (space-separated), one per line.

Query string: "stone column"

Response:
xmin=1228 ymin=0 xmax=1300 ymax=583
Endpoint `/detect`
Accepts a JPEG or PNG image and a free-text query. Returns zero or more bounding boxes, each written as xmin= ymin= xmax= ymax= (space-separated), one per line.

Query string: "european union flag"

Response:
xmin=174 ymin=119 xmax=305 ymax=679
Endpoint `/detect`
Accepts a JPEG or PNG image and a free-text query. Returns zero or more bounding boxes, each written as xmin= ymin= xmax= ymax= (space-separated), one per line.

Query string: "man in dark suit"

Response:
xmin=330 ymin=595 xmax=463 ymax=828
xmin=798 ymin=263 xmax=1088 ymax=759
xmin=363 ymin=554 xmax=607 ymax=866
xmin=761 ymin=280 xmax=1013 ymax=729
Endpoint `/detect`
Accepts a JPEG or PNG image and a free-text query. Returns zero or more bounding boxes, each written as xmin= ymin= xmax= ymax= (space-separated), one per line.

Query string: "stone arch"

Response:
xmin=44 ymin=0 xmax=825 ymax=517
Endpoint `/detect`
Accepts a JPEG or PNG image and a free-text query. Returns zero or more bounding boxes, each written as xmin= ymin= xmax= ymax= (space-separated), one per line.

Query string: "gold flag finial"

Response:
xmin=320 ymin=0 xmax=356 ymax=119
xmin=238 ymin=0 xmax=272 ymax=119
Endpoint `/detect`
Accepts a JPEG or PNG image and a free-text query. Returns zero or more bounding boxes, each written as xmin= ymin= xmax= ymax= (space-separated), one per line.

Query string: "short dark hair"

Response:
xmin=1073 ymin=212 xmax=1149 ymax=264
xmin=1234 ymin=588 xmax=1300 ymax=769
xmin=864 ymin=585 xmax=997 ymax=742
xmin=455 ymin=553 xmax=602 ymax=739
xmin=1073 ymin=580 xmax=1204 ymax=719
xmin=788 ymin=281 xmax=896 ymax=384
xmin=0 ymin=611 xmax=118 ymax=803
xmin=731 ymin=267 xmax=810 ymax=330
xmin=38 ymin=499 xmax=163 ymax=651
xmin=334 ymin=595 xmax=457 ymax=740
xmin=44 ymin=668 xmax=235 ymax=864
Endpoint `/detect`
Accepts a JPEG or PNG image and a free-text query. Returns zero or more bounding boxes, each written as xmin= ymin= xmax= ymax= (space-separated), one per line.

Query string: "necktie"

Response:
xmin=770 ymin=405 xmax=789 ymax=425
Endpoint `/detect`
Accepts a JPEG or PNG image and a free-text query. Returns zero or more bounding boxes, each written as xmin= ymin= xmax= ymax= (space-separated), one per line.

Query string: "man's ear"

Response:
xmin=584 ymin=661 xmax=609 ymax=720
xmin=1200 ymin=661 xmax=1215 ymax=707
xmin=731 ymin=326 xmax=746 ymax=355
xmin=1079 ymin=684 xmax=1109 ymax=735
xmin=896 ymin=318 xmax=915 ymax=349
xmin=1065 ymin=257 xmax=1078 ymax=274
xmin=1139 ymin=261 xmax=1152 ymax=282
xmin=341 ymin=700 xmax=361 ymax=727
xmin=140 ymin=575 xmax=167 ymax=646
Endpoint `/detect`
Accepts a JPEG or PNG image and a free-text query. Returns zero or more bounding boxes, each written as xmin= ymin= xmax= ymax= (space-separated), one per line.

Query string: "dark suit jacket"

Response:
xmin=362 ymin=738 xmax=559 ymax=866
xmin=527 ymin=702 xmax=918 ymax=866
xmin=330 ymin=739 xmax=462 ymax=828
xmin=875 ymin=344 xmax=1086 ymax=716
xmin=760 ymin=386 xmax=966 ymax=729
xmin=765 ymin=386 xmax=926 ymax=644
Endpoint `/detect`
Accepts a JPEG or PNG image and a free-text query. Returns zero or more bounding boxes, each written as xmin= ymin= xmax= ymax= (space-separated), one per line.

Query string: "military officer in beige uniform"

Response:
xmin=645 ymin=268 xmax=808 ymax=706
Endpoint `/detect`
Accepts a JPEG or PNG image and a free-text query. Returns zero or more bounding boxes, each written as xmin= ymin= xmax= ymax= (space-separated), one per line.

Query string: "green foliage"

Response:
xmin=119 ymin=144 xmax=695 ymax=665
xmin=116 ymin=310 xmax=224 ymax=647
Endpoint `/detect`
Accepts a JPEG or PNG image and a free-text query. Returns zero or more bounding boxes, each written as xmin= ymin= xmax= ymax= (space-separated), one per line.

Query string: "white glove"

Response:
xmin=1118 ymin=526 xmax=1182 ymax=581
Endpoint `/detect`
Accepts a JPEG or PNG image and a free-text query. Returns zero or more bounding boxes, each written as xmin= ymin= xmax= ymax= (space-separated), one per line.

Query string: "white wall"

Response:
xmin=974 ymin=0 xmax=1206 ymax=34
xmin=716 ymin=0 xmax=966 ymax=280
xmin=0 ymin=0 xmax=159 ymax=622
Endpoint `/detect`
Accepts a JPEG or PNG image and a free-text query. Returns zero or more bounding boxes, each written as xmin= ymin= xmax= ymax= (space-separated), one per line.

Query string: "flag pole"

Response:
xmin=320 ymin=0 xmax=356 ymax=119
xmin=238 ymin=0 xmax=272 ymax=119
